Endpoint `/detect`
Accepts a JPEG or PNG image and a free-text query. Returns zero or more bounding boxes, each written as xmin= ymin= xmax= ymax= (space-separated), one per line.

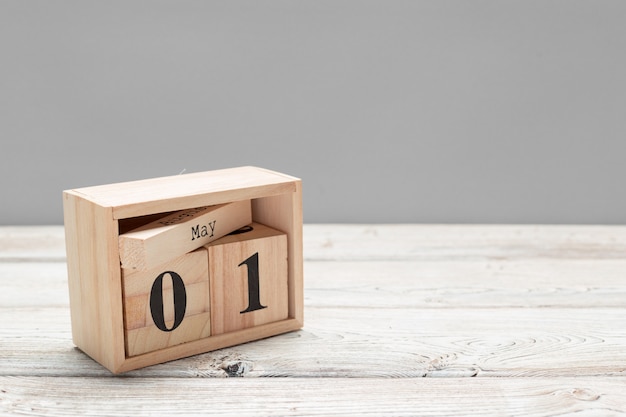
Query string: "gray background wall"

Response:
xmin=2 ymin=1 xmax=625 ymax=225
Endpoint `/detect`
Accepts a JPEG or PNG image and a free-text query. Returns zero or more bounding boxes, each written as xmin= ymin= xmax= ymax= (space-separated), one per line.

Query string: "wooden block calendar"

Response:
xmin=63 ymin=167 xmax=303 ymax=373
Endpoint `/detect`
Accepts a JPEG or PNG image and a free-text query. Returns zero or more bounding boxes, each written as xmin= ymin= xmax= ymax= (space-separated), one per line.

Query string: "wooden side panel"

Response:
xmin=63 ymin=191 xmax=125 ymax=372
xmin=71 ymin=166 xmax=298 ymax=219
xmin=63 ymin=192 xmax=83 ymax=347
xmin=252 ymin=180 xmax=304 ymax=325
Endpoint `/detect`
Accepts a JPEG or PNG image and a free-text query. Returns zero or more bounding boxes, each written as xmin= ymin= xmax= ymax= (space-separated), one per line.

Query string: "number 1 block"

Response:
xmin=206 ymin=222 xmax=289 ymax=335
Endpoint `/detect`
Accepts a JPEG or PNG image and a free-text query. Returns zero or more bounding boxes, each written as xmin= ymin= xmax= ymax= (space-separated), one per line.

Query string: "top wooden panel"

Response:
xmin=63 ymin=166 xmax=299 ymax=220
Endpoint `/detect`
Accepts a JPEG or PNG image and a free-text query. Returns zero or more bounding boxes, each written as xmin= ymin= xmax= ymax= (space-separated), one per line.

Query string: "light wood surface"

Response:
xmin=1 ymin=224 xmax=625 ymax=416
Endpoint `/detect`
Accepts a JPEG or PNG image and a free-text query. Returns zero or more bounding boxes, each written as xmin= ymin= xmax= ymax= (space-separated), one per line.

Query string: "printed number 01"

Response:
xmin=148 ymin=252 xmax=266 ymax=332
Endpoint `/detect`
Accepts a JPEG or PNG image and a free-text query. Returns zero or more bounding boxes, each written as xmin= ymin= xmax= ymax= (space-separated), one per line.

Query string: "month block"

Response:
xmin=122 ymin=248 xmax=211 ymax=356
xmin=119 ymin=200 xmax=252 ymax=271
xmin=206 ymin=222 xmax=289 ymax=335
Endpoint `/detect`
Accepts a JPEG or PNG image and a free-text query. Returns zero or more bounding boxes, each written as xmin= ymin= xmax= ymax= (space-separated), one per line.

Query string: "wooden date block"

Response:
xmin=122 ymin=248 xmax=211 ymax=356
xmin=119 ymin=200 xmax=252 ymax=271
xmin=206 ymin=222 xmax=289 ymax=335
xmin=63 ymin=166 xmax=303 ymax=373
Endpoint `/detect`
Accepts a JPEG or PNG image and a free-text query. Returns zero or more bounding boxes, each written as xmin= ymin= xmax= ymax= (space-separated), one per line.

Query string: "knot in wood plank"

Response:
xmin=221 ymin=360 xmax=252 ymax=377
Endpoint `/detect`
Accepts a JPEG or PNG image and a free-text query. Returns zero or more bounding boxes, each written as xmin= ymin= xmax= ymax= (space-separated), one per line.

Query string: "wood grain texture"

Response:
xmin=303 ymin=224 xmax=626 ymax=260
xmin=62 ymin=193 xmax=126 ymax=372
xmin=0 ymin=226 xmax=65 ymax=261
xmin=122 ymin=248 xmax=211 ymax=356
xmin=119 ymin=200 xmax=251 ymax=270
xmin=206 ymin=222 xmax=289 ymax=335
xmin=1 ymin=306 xmax=624 ymax=378
xmin=125 ymin=313 xmax=212 ymax=358
xmin=252 ymin=182 xmax=304 ymax=324
xmin=68 ymin=166 xmax=298 ymax=219
xmin=303 ymin=259 xmax=626 ymax=308
xmin=1 ymin=224 xmax=625 ymax=416
xmin=1 ymin=377 xmax=624 ymax=416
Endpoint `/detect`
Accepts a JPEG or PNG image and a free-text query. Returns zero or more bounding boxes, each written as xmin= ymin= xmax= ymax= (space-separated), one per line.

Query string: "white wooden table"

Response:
xmin=1 ymin=225 xmax=625 ymax=416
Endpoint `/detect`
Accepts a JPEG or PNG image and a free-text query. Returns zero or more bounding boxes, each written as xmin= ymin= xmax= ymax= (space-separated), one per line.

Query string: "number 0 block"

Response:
xmin=122 ymin=248 xmax=211 ymax=356
xmin=206 ymin=223 xmax=289 ymax=335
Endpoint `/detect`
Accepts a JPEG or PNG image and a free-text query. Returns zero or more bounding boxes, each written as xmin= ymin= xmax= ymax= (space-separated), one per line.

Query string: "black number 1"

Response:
xmin=238 ymin=252 xmax=267 ymax=314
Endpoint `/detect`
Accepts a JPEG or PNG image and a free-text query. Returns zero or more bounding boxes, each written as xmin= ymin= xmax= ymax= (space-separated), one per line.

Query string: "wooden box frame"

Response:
xmin=63 ymin=166 xmax=303 ymax=373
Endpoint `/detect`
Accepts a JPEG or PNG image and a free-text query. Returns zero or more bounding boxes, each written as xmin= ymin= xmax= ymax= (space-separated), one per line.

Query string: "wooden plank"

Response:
xmin=67 ymin=166 xmax=298 ymax=219
xmin=0 ymin=263 xmax=69 ymax=307
xmin=1 ymin=376 xmax=624 ymax=416
xmin=303 ymin=259 xmax=626 ymax=308
xmin=0 ymin=226 xmax=66 ymax=261
xmin=1 ymin=224 xmax=624 ymax=385
xmin=119 ymin=200 xmax=252 ymax=270
xmin=63 ymin=193 xmax=126 ymax=373
xmin=218 ymin=306 xmax=626 ymax=378
xmin=252 ymin=181 xmax=304 ymax=324
xmin=303 ymin=224 xmax=626 ymax=261
xmin=126 ymin=313 xmax=212 ymax=358
xmin=1 ymin=307 xmax=624 ymax=377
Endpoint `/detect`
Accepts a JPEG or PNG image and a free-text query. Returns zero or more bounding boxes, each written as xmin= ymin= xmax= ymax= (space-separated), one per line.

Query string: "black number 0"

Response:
xmin=149 ymin=271 xmax=187 ymax=332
